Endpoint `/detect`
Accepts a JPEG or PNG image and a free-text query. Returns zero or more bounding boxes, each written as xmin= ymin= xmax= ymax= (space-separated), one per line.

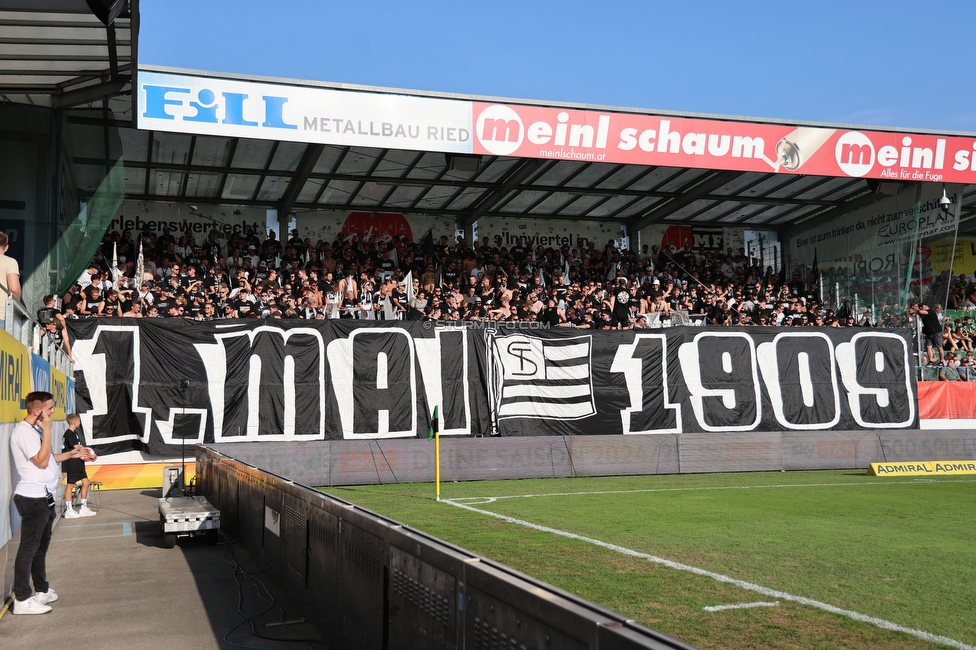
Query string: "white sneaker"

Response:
xmin=78 ymin=505 xmax=96 ymax=517
xmin=63 ymin=508 xmax=81 ymax=519
xmin=34 ymin=589 xmax=58 ymax=605
xmin=13 ymin=597 xmax=52 ymax=615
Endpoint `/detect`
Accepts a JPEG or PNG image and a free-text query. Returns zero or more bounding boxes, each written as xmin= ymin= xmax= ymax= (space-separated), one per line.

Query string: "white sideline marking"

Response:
xmin=703 ymin=601 xmax=779 ymax=612
xmin=449 ymin=478 xmax=976 ymax=505
xmin=444 ymin=500 xmax=976 ymax=650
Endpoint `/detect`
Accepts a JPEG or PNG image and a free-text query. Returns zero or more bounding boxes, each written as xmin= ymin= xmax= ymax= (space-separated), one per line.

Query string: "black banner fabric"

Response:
xmin=66 ymin=320 xmax=918 ymax=455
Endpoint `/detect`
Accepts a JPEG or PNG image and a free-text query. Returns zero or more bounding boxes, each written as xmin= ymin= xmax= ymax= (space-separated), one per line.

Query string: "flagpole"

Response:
xmin=429 ymin=405 xmax=441 ymax=501
xmin=435 ymin=420 xmax=441 ymax=501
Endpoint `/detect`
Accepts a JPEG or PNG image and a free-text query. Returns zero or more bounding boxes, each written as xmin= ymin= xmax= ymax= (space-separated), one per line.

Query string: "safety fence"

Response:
xmin=197 ymin=445 xmax=697 ymax=650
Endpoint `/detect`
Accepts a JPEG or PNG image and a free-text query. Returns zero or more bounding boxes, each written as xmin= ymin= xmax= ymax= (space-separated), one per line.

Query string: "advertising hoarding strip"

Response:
xmin=140 ymin=68 xmax=976 ymax=184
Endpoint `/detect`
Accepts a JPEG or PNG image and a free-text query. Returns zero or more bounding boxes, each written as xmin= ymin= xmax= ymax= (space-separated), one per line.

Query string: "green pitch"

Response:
xmin=325 ymin=470 xmax=976 ymax=650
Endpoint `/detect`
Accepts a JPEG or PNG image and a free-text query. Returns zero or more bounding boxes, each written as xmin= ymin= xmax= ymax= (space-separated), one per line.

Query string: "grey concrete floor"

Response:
xmin=0 ymin=488 xmax=326 ymax=650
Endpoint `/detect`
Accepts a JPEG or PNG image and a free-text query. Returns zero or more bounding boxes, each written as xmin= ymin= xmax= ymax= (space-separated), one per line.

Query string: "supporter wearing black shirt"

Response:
xmin=442 ymin=261 xmax=461 ymax=288
xmin=609 ymin=278 xmax=632 ymax=329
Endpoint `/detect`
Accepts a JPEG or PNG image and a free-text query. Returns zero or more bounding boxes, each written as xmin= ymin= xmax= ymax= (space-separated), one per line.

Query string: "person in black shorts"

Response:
xmin=62 ymin=414 xmax=97 ymax=518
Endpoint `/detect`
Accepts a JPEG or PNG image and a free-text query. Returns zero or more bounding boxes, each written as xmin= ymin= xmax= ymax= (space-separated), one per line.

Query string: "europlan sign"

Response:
xmin=138 ymin=68 xmax=976 ymax=183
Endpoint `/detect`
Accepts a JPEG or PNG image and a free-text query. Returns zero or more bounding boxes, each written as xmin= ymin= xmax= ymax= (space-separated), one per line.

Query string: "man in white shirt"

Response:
xmin=10 ymin=391 xmax=87 ymax=614
xmin=0 ymin=231 xmax=22 ymax=324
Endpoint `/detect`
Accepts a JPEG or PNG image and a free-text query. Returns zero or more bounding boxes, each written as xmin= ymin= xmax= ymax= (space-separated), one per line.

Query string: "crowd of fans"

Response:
xmin=59 ymin=225 xmax=876 ymax=326
xmin=39 ymin=224 xmax=976 ymax=379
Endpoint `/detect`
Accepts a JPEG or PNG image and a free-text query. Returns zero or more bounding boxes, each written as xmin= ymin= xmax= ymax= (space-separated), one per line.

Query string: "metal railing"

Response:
xmin=4 ymin=297 xmax=73 ymax=375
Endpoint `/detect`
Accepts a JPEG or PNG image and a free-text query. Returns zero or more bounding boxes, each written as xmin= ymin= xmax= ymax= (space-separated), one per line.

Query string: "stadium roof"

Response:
xmin=2 ymin=2 xmax=976 ymax=237
xmin=0 ymin=0 xmax=134 ymax=110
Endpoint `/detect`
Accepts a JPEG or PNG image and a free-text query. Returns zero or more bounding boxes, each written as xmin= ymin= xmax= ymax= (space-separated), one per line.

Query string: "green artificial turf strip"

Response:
xmin=325 ymin=471 xmax=976 ymax=650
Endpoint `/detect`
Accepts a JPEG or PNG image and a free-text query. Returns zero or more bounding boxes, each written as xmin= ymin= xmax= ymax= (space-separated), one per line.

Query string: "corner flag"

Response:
xmin=428 ymin=405 xmax=438 ymax=440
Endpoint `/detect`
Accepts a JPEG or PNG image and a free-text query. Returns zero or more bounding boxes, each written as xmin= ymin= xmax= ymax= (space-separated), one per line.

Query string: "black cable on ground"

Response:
xmin=217 ymin=530 xmax=329 ymax=649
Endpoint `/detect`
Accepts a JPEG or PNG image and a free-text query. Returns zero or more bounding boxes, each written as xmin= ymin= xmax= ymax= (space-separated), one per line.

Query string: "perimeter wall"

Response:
xmin=206 ymin=429 xmax=976 ymax=488
xmin=196 ymin=445 xmax=697 ymax=650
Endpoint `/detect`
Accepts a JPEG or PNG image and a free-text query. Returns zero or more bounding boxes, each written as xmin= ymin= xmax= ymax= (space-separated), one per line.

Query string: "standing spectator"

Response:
xmin=608 ymin=277 xmax=633 ymax=329
xmin=62 ymin=414 xmax=97 ymax=518
xmin=10 ymin=392 xmax=86 ymax=614
xmin=0 ymin=231 xmax=21 ymax=326
xmin=914 ymin=302 xmax=944 ymax=365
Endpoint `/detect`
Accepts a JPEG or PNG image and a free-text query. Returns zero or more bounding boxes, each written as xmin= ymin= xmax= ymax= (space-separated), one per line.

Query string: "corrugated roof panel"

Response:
xmin=120 ymin=128 xmax=148 ymax=162
xmin=255 ymin=175 xmax=291 ymax=201
xmin=534 ymin=161 xmax=582 ymax=186
xmin=414 ymin=185 xmax=461 ymax=210
xmin=559 ymin=194 xmax=606 ymax=216
xmin=311 ymin=145 xmax=346 ymax=174
xmin=268 ymin=141 xmax=308 ymax=172
xmin=350 ymin=181 xmax=393 ymax=206
xmin=528 ymin=192 xmax=579 ymax=215
xmin=373 ymin=149 xmax=421 ymax=178
xmin=151 ymin=170 xmax=184 ymax=197
xmin=405 ymin=152 xmax=447 ymax=179
xmin=498 ymin=190 xmax=548 ymax=213
xmin=317 ymin=179 xmax=359 ymax=205
xmin=123 ymin=167 xmax=145 ymax=194
xmin=446 ymin=186 xmax=484 ymax=211
xmin=335 ymin=147 xmax=384 ymax=175
xmin=562 ymin=162 xmax=618 ymax=188
xmin=190 ymin=136 xmax=232 ymax=167
xmin=221 ymin=174 xmax=261 ymax=200
xmin=297 ymin=178 xmax=326 ymax=203
xmin=184 ymin=172 xmax=222 ymax=198
xmin=230 ymin=139 xmax=275 ymax=170
xmin=382 ymin=185 xmax=427 ymax=208
xmin=152 ymin=132 xmax=192 ymax=165
xmin=588 ymin=194 xmax=645 ymax=218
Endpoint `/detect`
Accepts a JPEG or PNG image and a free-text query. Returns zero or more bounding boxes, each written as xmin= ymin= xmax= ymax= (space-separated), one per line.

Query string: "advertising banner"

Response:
xmin=67 ymin=320 xmax=916 ymax=455
xmin=138 ymin=69 xmax=473 ymax=154
xmin=790 ymin=183 xmax=962 ymax=310
xmin=0 ymin=330 xmax=30 ymax=422
xmin=140 ymin=67 xmax=976 ymax=184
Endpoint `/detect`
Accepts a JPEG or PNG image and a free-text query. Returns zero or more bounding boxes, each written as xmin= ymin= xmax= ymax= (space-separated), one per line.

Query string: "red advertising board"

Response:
xmin=472 ymin=102 xmax=976 ymax=183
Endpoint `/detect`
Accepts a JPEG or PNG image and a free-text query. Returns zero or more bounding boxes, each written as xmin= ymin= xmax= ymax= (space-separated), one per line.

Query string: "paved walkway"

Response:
xmin=1 ymin=488 xmax=325 ymax=650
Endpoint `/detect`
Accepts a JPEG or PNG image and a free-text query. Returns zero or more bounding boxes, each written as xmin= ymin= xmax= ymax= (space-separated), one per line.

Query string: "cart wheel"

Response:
xmin=205 ymin=530 xmax=218 ymax=546
xmin=163 ymin=533 xmax=176 ymax=549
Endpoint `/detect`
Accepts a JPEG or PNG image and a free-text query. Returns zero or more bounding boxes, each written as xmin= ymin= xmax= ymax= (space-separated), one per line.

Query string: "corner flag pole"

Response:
xmin=435 ymin=420 xmax=441 ymax=501
xmin=428 ymin=405 xmax=441 ymax=501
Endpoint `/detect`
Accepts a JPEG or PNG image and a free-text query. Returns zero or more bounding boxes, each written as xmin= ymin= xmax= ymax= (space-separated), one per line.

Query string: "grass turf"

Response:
xmin=324 ymin=470 xmax=976 ymax=650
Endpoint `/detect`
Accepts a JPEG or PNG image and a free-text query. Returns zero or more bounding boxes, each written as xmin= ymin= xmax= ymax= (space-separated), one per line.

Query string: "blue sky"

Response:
xmin=139 ymin=1 xmax=976 ymax=133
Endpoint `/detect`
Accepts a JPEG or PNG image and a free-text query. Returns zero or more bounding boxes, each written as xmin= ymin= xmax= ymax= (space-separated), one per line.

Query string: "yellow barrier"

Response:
xmin=868 ymin=461 xmax=976 ymax=476
xmin=85 ymin=463 xmax=197 ymax=490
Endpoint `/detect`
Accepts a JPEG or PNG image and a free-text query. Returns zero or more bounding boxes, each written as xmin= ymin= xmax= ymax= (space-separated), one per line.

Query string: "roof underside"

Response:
xmin=102 ymin=130 xmax=976 ymax=235
xmin=4 ymin=2 xmax=976 ymax=236
xmin=0 ymin=0 xmax=134 ymax=111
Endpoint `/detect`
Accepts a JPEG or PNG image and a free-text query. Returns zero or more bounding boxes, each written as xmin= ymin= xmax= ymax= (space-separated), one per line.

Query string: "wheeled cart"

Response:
xmin=158 ymin=496 xmax=220 ymax=548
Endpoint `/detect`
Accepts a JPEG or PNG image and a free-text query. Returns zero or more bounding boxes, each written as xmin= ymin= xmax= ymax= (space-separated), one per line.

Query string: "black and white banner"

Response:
xmin=66 ymin=320 xmax=917 ymax=454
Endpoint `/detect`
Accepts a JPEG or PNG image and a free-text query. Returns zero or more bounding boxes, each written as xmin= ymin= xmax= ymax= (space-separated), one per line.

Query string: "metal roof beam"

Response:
xmin=460 ymin=158 xmax=546 ymax=227
xmin=630 ymin=170 xmax=744 ymax=231
xmin=50 ymin=73 xmax=128 ymax=108
xmin=278 ymin=143 xmax=324 ymax=217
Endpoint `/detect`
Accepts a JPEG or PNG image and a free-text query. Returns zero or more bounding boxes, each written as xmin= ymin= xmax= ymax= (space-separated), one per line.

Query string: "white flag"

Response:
xmin=111 ymin=243 xmax=121 ymax=291
xmin=136 ymin=241 xmax=145 ymax=283
xmin=402 ymin=270 xmax=415 ymax=306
